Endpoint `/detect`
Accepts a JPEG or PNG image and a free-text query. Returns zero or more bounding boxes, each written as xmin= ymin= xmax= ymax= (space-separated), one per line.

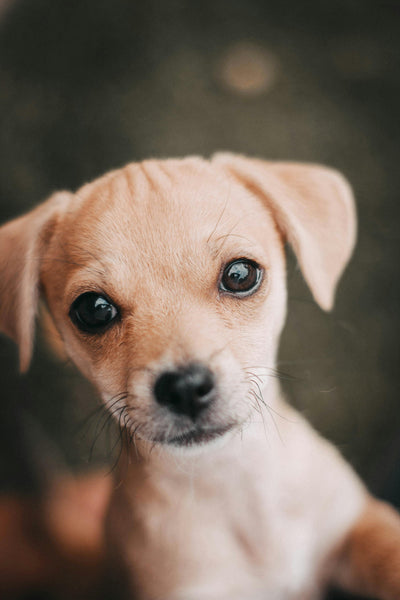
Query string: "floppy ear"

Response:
xmin=213 ymin=153 xmax=357 ymax=311
xmin=0 ymin=192 xmax=72 ymax=371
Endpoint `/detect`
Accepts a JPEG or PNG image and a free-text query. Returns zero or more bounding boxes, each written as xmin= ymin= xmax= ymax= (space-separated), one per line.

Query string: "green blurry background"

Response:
xmin=0 ymin=1 xmax=399 ymax=597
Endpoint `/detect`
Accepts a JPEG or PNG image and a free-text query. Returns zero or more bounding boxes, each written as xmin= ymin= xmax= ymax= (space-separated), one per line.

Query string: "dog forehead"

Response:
xmin=63 ymin=159 xmax=272 ymax=262
xmin=40 ymin=158 xmax=285 ymax=331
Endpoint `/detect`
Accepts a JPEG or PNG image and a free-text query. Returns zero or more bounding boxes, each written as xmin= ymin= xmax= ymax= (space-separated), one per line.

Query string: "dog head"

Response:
xmin=0 ymin=154 xmax=356 ymax=448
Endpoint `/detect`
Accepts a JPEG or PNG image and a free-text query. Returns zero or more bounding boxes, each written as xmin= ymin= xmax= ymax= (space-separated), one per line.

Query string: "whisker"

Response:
xmin=206 ymin=197 xmax=229 ymax=244
xmin=90 ymin=400 xmax=127 ymax=462
xmin=251 ymin=388 xmax=283 ymax=444
xmin=213 ymin=217 xmax=246 ymax=253
xmin=107 ymin=406 xmax=129 ymax=473
xmin=131 ymin=423 xmax=142 ymax=460
xmin=249 ymin=390 xmax=268 ymax=443
xmin=244 ymin=365 xmax=303 ymax=383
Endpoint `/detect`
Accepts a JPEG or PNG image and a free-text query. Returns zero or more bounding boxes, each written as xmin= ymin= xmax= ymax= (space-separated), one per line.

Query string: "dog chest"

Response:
xmin=106 ymin=450 xmax=327 ymax=599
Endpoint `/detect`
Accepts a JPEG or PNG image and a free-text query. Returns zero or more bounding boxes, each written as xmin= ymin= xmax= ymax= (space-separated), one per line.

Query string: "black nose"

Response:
xmin=154 ymin=363 xmax=215 ymax=420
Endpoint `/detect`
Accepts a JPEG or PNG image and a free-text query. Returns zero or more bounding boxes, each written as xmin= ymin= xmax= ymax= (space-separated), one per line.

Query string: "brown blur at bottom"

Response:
xmin=0 ymin=472 xmax=112 ymax=600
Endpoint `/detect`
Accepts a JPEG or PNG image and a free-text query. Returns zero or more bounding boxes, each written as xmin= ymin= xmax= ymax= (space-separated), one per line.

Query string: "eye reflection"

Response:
xmin=220 ymin=259 xmax=262 ymax=295
xmin=69 ymin=292 xmax=119 ymax=333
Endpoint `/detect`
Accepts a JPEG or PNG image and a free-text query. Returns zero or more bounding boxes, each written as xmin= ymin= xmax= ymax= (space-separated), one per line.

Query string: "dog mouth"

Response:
xmin=159 ymin=423 xmax=235 ymax=447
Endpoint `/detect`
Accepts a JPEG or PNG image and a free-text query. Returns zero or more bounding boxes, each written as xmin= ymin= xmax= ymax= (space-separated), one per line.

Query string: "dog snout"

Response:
xmin=153 ymin=363 xmax=215 ymax=420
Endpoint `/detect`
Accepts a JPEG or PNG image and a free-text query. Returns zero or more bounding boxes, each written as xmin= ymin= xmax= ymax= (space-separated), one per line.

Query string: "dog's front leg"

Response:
xmin=334 ymin=499 xmax=400 ymax=599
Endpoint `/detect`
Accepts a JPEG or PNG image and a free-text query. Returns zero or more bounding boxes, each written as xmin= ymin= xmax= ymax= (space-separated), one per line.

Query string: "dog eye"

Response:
xmin=220 ymin=259 xmax=262 ymax=295
xmin=69 ymin=293 xmax=119 ymax=333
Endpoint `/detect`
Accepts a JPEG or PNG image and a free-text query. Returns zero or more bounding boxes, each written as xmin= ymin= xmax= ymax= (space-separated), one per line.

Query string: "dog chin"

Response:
xmin=149 ymin=423 xmax=237 ymax=451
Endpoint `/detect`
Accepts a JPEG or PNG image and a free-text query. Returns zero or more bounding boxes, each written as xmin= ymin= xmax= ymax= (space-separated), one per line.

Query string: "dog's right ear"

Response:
xmin=0 ymin=192 xmax=72 ymax=372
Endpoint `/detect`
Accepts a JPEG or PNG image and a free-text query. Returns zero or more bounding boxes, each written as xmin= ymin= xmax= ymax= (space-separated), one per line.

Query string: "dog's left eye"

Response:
xmin=69 ymin=293 xmax=119 ymax=333
xmin=219 ymin=259 xmax=262 ymax=296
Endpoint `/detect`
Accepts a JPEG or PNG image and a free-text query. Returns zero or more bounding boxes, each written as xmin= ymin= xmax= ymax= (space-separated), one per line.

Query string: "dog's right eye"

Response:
xmin=69 ymin=293 xmax=119 ymax=333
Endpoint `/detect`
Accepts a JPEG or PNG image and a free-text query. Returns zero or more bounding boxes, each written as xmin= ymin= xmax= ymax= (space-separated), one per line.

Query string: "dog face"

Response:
xmin=0 ymin=154 xmax=356 ymax=448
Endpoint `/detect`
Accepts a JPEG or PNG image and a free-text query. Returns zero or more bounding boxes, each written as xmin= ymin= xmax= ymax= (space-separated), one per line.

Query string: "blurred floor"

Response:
xmin=0 ymin=1 xmax=399 ymax=598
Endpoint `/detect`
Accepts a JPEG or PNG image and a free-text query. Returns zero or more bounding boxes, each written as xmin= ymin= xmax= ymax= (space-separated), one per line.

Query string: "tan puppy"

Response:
xmin=1 ymin=154 xmax=400 ymax=600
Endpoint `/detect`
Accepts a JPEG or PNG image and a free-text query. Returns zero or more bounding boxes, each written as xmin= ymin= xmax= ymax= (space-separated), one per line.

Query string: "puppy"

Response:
xmin=1 ymin=154 xmax=400 ymax=600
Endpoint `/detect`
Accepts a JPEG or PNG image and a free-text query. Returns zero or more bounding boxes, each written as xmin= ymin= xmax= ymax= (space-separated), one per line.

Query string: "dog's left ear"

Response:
xmin=213 ymin=153 xmax=356 ymax=311
xmin=0 ymin=192 xmax=72 ymax=371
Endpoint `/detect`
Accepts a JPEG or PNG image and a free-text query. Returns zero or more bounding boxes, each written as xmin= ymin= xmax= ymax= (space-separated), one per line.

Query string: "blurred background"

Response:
xmin=0 ymin=0 xmax=399 ymax=598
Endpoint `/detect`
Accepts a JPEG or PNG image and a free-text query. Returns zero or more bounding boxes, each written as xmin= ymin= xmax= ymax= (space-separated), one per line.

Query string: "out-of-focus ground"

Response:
xmin=0 ymin=1 xmax=399 ymax=598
